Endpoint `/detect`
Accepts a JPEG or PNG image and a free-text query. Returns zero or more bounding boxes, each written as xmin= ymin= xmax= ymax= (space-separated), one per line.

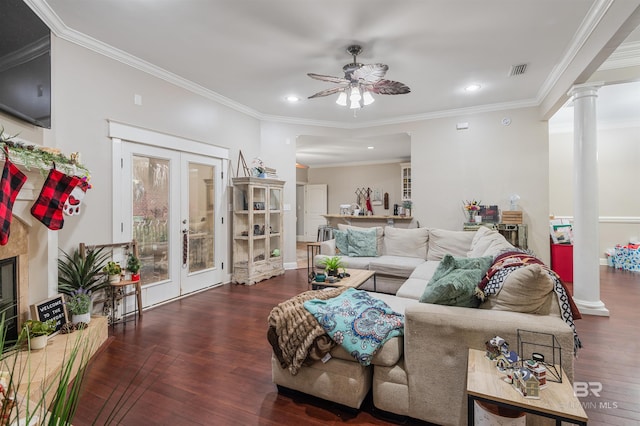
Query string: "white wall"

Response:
xmin=308 ymin=162 xmax=403 ymax=215
xmin=550 ymin=125 xmax=640 ymax=258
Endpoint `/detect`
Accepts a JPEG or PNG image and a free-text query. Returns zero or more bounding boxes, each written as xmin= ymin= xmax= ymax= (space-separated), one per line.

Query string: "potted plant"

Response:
xmin=402 ymin=200 xmax=413 ymax=217
xmin=66 ymin=288 xmax=92 ymax=325
xmin=58 ymin=247 xmax=110 ymax=297
xmin=127 ymin=252 xmax=142 ymax=281
xmin=18 ymin=319 xmax=56 ymax=350
xmin=317 ymin=256 xmax=345 ymax=277
xmin=103 ymin=261 xmax=122 ymax=283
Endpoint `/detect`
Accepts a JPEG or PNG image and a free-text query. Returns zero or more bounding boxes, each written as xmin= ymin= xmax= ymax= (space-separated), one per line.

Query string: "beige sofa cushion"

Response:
xmin=427 ymin=228 xmax=475 ymax=260
xmin=369 ymin=255 xmax=425 ymax=279
xmin=479 ymin=264 xmax=555 ymax=314
xmin=338 ymin=224 xmax=384 ymax=255
xmin=382 ymin=227 xmax=429 ymax=259
xmin=467 ymin=226 xmax=515 ymax=258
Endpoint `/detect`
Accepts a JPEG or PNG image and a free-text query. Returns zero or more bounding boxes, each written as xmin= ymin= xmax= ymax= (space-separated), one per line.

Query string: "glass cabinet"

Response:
xmin=231 ymin=177 xmax=284 ymax=284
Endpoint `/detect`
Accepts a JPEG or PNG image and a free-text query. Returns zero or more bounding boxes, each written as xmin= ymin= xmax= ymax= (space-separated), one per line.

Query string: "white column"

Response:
xmin=569 ymin=83 xmax=608 ymax=316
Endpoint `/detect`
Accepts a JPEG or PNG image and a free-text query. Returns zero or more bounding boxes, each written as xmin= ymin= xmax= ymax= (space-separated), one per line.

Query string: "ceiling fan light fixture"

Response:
xmin=349 ymin=86 xmax=362 ymax=102
xmin=349 ymin=98 xmax=361 ymax=109
xmin=336 ymin=91 xmax=348 ymax=106
xmin=362 ymin=90 xmax=375 ymax=106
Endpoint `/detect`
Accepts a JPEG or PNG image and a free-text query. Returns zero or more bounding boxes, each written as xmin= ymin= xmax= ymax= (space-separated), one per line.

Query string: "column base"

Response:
xmin=573 ymin=298 xmax=610 ymax=316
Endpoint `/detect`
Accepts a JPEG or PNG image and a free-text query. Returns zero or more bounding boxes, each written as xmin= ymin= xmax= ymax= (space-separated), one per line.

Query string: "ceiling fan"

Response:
xmin=307 ymin=44 xmax=411 ymax=109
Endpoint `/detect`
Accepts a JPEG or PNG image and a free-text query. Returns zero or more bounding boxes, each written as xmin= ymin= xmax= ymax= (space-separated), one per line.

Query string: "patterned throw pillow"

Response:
xmin=347 ymin=227 xmax=377 ymax=257
xmin=304 ymin=288 xmax=404 ymax=366
xmin=334 ymin=229 xmax=348 ymax=254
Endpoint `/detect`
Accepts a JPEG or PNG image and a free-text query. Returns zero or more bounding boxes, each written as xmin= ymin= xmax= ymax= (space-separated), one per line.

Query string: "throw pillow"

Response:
xmin=347 ymin=227 xmax=378 ymax=257
xmin=382 ymin=227 xmax=429 ymax=259
xmin=419 ymin=254 xmax=493 ymax=307
xmin=427 ymin=228 xmax=476 ymax=261
xmin=334 ymin=229 xmax=348 ymax=254
xmin=338 ymin=224 xmax=384 ymax=255
xmin=467 ymin=227 xmax=515 ymax=258
xmin=479 ymin=264 xmax=555 ymax=314
xmin=303 ymin=288 xmax=404 ymax=366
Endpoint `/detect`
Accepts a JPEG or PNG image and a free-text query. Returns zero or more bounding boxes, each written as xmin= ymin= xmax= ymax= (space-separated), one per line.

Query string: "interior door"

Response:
xmin=180 ymin=153 xmax=223 ymax=294
xmin=120 ymin=142 xmax=224 ymax=307
xmin=305 ymin=184 xmax=328 ymax=242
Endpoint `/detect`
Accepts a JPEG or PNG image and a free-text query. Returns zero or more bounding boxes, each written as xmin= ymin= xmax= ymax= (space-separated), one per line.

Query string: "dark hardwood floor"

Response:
xmin=72 ymin=266 xmax=639 ymax=425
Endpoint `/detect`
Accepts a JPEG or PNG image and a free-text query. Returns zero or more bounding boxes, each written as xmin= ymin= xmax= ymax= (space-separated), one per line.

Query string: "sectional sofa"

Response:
xmin=270 ymin=225 xmax=579 ymax=426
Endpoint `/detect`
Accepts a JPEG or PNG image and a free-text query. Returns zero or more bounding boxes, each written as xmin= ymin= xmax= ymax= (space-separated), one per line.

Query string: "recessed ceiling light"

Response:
xmin=367 ymin=146 xmax=374 ymax=150
xmin=285 ymin=95 xmax=300 ymax=102
xmin=465 ymin=84 xmax=481 ymax=92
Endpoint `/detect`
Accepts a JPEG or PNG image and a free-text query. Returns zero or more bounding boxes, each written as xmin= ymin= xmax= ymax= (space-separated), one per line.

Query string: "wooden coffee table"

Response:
xmin=466 ymin=348 xmax=587 ymax=425
xmin=311 ymin=268 xmax=376 ymax=291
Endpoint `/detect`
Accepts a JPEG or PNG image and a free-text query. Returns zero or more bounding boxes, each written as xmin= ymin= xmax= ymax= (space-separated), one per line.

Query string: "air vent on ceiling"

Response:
xmin=509 ymin=63 xmax=528 ymax=76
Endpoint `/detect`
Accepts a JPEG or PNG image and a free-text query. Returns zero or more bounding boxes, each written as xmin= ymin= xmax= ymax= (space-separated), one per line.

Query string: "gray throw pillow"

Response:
xmin=419 ymin=254 xmax=493 ymax=307
xmin=347 ymin=228 xmax=378 ymax=257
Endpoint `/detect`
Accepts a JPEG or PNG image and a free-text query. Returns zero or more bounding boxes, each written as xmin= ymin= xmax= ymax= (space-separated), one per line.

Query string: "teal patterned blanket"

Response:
xmin=304 ymin=288 xmax=404 ymax=366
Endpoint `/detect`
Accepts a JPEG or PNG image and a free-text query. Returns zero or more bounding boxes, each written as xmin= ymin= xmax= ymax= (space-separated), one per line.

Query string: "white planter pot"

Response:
xmin=109 ymin=274 xmax=121 ymax=283
xmin=72 ymin=312 xmax=91 ymax=325
xmin=29 ymin=335 xmax=48 ymax=350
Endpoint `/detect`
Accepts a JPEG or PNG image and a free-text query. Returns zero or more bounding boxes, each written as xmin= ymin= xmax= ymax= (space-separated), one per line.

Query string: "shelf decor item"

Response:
xmin=66 ymin=288 xmax=92 ymax=325
xmin=18 ymin=319 xmax=56 ymax=350
xmin=463 ymin=200 xmax=481 ymax=222
xmin=127 ymin=252 xmax=142 ymax=281
xmin=103 ymin=261 xmax=122 ymax=283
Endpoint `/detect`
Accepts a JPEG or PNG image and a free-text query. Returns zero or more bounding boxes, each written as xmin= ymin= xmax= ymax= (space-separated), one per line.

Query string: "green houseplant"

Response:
xmin=58 ymin=247 xmax=110 ymax=297
xmin=317 ymin=256 xmax=345 ymax=276
xmin=18 ymin=319 xmax=56 ymax=350
xmin=103 ymin=261 xmax=122 ymax=283
xmin=66 ymin=289 xmax=92 ymax=325
xmin=127 ymin=253 xmax=142 ymax=281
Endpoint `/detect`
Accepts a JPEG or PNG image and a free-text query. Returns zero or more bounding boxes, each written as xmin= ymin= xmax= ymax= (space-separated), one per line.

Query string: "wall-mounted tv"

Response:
xmin=0 ymin=0 xmax=51 ymax=129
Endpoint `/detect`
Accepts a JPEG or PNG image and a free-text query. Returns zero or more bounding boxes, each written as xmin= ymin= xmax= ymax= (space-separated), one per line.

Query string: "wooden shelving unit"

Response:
xmin=231 ymin=177 xmax=284 ymax=285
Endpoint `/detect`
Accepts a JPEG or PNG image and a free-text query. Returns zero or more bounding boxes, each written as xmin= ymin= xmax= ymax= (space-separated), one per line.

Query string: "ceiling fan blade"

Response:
xmin=351 ymin=63 xmax=388 ymax=84
xmin=307 ymin=73 xmax=350 ymax=84
xmin=369 ymin=79 xmax=411 ymax=95
xmin=308 ymin=86 xmax=347 ymax=99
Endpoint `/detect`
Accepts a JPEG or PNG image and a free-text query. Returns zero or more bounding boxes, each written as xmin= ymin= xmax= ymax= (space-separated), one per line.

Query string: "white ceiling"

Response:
xmin=30 ymin=0 xmax=640 ymax=165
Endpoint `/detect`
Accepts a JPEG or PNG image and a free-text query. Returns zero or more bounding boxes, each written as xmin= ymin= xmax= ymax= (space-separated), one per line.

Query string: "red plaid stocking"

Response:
xmin=0 ymin=151 xmax=27 ymax=245
xmin=30 ymin=168 xmax=81 ymax=230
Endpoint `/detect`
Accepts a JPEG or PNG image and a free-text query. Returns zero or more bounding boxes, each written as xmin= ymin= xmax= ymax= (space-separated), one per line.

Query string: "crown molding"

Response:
xmin=26 ymin=0 xmax=634 ymax=131
xmin=598 ymin=40 xmax=640 ymax=70
xmin=26 ymin=0 xmax=263 ymax=120
xmin=535 ymin=0 xmax=615 ymax=105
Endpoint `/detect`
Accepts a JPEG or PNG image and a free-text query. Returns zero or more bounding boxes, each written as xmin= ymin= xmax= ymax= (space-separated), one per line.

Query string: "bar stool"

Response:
xmin=317 ymin=225 xmax=333 ymax=242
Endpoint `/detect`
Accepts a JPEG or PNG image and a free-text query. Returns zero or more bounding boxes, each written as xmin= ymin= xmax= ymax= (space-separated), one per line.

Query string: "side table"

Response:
xmin=467 ymin=348 xmax=587 ymax=425
xmin=110 ymin=278 xmax=142 ymax=327
xmin=307 ymin=242 xmax=322 ymax=283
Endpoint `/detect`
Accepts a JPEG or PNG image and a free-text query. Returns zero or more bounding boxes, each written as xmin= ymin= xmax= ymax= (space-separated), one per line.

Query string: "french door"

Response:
xmin=117 ymin=142 xmax=225 ymax=307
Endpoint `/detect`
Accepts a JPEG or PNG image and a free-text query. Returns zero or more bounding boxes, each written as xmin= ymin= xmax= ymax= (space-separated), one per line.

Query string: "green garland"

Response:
xmin=0 ymin=126 xmax=91 ymax=178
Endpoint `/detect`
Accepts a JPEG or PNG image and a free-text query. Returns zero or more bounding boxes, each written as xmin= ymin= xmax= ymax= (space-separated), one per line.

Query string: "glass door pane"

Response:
xmin=188 ymin=162 xmax=215 ymax=273
xmin=132 ymin=155 xmax=170 ymax=285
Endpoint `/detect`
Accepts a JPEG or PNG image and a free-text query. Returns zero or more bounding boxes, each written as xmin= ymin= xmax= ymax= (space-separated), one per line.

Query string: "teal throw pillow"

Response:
xmin=347 ymin=228 xmax=377 ymax=257
xmin=334 ymin=230 xmax=348 ymax=255
xmin=419 ymin=254 xmax=493 ymax=307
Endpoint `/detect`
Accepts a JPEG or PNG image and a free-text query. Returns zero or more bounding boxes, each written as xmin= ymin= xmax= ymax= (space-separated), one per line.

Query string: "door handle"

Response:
xmin=182 ymin=228 xmax=189 ymax=268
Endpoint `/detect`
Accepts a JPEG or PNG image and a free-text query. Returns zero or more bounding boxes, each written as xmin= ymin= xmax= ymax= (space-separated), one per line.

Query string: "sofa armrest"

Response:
xmin=320 ymin=239 xmax=336 ymax=255
xmin=403 ymin=304 xmax=575 ymax=426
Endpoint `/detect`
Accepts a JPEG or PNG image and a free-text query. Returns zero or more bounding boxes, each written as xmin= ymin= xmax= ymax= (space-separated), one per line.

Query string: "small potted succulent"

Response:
xmin=103 ymin=261 xmax=122 ymax=283
xmin=127 ymin=253 xmax=141 ymax=281
xmin=317 ymin=256 xmax=345 ymax=277
xmin=66 ymin=288 xmax=92 ymax=325
xmin=18 ymin=319 xmax=56 ymax=350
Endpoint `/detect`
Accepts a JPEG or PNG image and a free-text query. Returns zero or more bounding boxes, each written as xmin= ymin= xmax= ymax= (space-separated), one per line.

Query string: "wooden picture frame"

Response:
xmin=30 ymin=294 xmax=69 ymax=336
